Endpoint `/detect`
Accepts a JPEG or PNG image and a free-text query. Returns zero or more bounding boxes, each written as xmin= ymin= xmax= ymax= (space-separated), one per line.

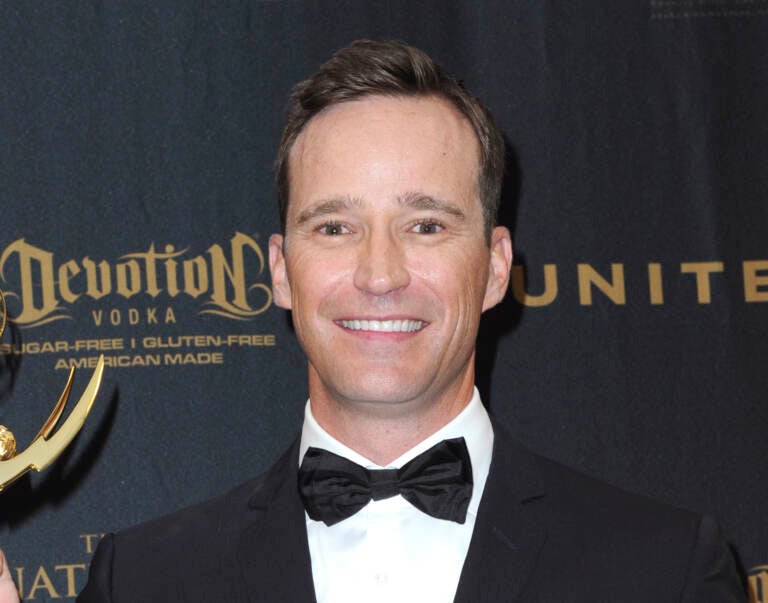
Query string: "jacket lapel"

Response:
xmin=237 ymin=439 xmax=317 ymax=603
xmin=454 ymin=424 xmax=548 ymax=603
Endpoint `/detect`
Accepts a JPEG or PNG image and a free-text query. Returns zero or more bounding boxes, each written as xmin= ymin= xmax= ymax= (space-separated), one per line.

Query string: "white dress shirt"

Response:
xmin=299 ymin=388 xmax=494 ymax=603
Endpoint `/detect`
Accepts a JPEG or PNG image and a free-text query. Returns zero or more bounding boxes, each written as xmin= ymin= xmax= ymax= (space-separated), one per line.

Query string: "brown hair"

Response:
xmin=275 ymin=39 xmax=505 ymax=239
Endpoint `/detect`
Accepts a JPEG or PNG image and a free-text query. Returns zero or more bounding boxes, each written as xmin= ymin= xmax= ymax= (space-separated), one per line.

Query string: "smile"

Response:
xmin=339 ymin=319 xmax=425 ymax=333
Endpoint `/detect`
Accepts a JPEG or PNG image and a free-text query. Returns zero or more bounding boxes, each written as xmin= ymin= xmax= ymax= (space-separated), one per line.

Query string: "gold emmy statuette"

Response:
xmin=0 ymin=288 xmax=105 ymax=491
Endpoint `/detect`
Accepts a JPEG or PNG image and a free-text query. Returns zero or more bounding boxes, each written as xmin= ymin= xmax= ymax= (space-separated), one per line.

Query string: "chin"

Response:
xmin=338 ymin=374 xmax=430 ymax=408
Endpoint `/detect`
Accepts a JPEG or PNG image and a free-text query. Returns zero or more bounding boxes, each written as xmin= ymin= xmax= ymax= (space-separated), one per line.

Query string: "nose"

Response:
xmin=353 ymin=231 xmax=411 ymax=296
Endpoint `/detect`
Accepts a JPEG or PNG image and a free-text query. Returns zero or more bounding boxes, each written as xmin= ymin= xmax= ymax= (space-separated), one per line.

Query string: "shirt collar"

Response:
xmin=299 ymin=388 xmax=494 ymax=515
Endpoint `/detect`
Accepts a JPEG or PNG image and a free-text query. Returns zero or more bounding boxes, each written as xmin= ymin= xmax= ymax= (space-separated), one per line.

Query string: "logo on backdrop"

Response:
xmin=12 ymin=532 xmax=105 ymax=600
xmin=0 ymin=233 xmax=276 ymax=370
xmin=0 ymin=232 xmax=271 ymax=327
xmin=511 ymin=261 xmax=768 ymax=307
xmin=749 ymin=566 xmax=768 ymax=603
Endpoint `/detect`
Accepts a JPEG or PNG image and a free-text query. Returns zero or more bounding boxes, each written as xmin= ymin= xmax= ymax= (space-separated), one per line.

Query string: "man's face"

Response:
xmin=269 ymin=95 xmax=511 ymax=419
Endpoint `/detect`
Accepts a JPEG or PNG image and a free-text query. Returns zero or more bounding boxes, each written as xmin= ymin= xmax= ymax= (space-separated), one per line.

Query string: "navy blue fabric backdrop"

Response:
xmin=1 ymin=2 xmax=766 ymax=600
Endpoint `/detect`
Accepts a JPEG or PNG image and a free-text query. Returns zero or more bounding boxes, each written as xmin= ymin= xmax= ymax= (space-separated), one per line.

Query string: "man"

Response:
xmin=0 ymin=40 xmax=746 ymax=602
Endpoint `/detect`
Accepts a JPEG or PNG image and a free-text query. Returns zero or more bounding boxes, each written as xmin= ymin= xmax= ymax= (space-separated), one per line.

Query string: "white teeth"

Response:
xmin=340 ymin=319 xmax=425 ymax=333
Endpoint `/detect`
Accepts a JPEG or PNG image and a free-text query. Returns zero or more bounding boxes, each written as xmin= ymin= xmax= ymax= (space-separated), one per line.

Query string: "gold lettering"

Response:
xmin=681 ymin=262 xmax=723 ymax=304
xmin=27 ymin=565 xmax=61 ymax=599
xmin=120 ymin=243 xmax=185 ymax=298
xmin=183 ymin=256 xmax=209 ymax=297
xmin=54 ymin=564 xmax=86 ymax=597
xmin=164 ymin=245 xmax=181 ymax=296
xmin=206 ymin=232 xmax=272 ymax=318
xmin=82 ymin=257 xmax=112 ymax=299
xmin=747 ymin=566 xmax=768 ymax=603
xmin=0 ymin=236 xmax=277 ymax=325
xmin=0 ymin=239 xmax=63 ymax=325
xmin=116 ymin=259 xmax=141 ymax=298
xmin=73 ymin=338 xmax=123 ymax=351
xmin=511 ymin=264 xmax=558 ymax=306
xmin=14 ymin=568 xmax=24 ymax=600
xmin=126 ymin=243 xmax=161 ymax=297
xmin=648 ymin=263 xmax=664 ymax=305
xmin=165 ymin=352 xmax=183 ymax=365
xmin=744 ymin=260 xmax=768 ymax=302
xmin=577 ymin=263 xmax=626 ymax=305
xmin=163 ymin=352 xmax=223 ymax=365
xmin=57 ymin=260 xmax=81 ymax=303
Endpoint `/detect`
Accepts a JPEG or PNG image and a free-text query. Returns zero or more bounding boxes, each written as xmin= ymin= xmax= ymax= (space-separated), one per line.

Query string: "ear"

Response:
xmin=482 ymin=226 xmax=513 ymax=312
xmin=269 ymin=234 xmax=292 ymax=310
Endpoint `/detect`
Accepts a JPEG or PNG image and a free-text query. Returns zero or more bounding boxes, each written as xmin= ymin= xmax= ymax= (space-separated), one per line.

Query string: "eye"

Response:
xmin=411 ymin=220 xmax=444 ymax=234
xmin=317 ymin=222 xmax=350 ymax=236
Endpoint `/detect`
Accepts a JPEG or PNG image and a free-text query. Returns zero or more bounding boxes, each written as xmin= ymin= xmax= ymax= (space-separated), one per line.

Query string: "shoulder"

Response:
xmin=532 ymin=448 xmax=701 ymax=530
xmin=490 ymin=421 xmax=701 ymax=532
xmin=78 ymin=439 xmax=299 ymax=602
xmin=485 ymin=426 xmax=745 ymax=601
xmin=111 ymin=475 xmax=265 ymax=552
xmin=113 ymin=439 xmax=296 ymax=551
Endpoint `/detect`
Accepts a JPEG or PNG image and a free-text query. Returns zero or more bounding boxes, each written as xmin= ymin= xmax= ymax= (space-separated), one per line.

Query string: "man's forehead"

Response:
xmin=290 ymin=94 xmax=479 ymax=163
xmin=285 ymin=95 xmax=482 ymax=215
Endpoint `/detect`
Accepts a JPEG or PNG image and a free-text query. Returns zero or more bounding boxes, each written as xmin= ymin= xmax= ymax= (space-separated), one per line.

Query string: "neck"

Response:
xmin=308 ymin=374 xmax=475 ymax=466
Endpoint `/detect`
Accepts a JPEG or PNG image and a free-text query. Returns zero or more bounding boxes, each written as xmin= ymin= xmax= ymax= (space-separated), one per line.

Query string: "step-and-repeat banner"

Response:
xmin=1 ymin=2 xmax=766 ymax=600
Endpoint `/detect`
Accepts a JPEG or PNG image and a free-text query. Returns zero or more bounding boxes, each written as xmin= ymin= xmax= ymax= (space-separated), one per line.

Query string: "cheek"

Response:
xmin=287 ymin=252 xmax=347 ymax=313
xmin=412 ymin=249 xmax=490 ymax=302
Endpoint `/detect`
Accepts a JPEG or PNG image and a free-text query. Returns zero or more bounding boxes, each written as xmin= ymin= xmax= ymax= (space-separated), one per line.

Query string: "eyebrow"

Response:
xmin=293 ymin=192 xmax=466 ymax=225
xmin=294 ymin=196 xmax=363 ymax=226
xmin=397 ymin=192 xmax=466 ymax=220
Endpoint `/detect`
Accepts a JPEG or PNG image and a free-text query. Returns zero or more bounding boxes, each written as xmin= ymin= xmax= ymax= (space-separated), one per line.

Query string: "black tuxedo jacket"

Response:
xmin=78 ymin=425 xmax=745 ymax=602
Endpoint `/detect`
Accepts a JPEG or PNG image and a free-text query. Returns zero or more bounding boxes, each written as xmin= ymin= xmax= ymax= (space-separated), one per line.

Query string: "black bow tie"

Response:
xmin=298 ymin=437 xmax=473 ymax=526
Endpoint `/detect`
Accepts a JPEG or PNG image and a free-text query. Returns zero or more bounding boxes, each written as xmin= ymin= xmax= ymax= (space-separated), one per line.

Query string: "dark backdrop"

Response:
xmin=1 ymin=2 xmax=766 ymax=600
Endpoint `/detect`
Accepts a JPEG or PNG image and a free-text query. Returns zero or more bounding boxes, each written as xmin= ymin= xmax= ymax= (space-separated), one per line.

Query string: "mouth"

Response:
xmin=338 ymin=319 xmax=426 ymax=333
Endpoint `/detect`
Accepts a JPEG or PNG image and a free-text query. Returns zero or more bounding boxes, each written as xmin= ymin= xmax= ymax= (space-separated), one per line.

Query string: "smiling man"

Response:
xmin=264 ymin=82 xmax=511 ymax=603
xmin=0 ymin=39 xmax=738 ymax=603
xmin=269 ymin=93 xmax=511 ymax=467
